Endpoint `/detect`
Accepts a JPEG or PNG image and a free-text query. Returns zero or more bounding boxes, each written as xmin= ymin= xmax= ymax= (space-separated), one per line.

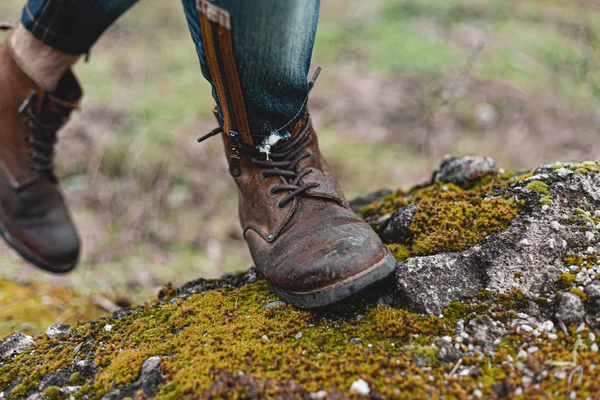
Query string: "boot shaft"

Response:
xmin=0 ymin=38 xmax=82 ymax=188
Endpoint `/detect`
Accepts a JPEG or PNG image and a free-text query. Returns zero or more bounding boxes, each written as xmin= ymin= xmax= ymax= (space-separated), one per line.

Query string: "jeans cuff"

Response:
xmin=21 ymin=4 xmax=86 ymax=55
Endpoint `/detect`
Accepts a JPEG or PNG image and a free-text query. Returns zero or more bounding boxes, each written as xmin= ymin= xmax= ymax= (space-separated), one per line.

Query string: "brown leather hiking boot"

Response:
xmin=0 ymin=38 xmax=81 ymax=273
xmin=229 ymin=115 xmax=396 ymax=308
xmin=196 ymin=4 xmax=395 ymax=308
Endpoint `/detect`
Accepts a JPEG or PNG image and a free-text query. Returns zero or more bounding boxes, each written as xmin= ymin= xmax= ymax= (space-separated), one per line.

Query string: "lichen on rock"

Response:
xmin=2 ymin=157 xmax=600 ymax=399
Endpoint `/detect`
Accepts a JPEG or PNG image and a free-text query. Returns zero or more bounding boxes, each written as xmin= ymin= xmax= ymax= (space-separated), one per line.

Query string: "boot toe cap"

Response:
xmin=250 ymin=219 xmax=388 ymax=293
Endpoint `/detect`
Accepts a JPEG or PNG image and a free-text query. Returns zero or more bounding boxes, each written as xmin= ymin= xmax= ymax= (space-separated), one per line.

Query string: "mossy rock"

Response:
xmin=2 ymin=158 xmax=600 ymax=399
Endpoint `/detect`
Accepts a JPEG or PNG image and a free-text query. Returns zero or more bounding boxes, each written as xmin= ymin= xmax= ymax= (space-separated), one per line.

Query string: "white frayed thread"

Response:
xmin=257 ymin=131 xmax=291 ymax=160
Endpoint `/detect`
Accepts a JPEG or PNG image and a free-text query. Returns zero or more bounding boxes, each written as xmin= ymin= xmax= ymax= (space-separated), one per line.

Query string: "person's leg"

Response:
xmin=181 ymin=0 xmax=319 ymax=150
xmin=13 ymin=0 xmax=140 ymax=90
xmin=182 ymin=0 xmax=396 ymax=308
xmin=0 ymin=0 xmax=139 ymax=273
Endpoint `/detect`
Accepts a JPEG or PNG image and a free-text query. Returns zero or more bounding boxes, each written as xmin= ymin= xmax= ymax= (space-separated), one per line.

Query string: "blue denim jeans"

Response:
xmin=21 ymin=0 xmax=320 ymax=143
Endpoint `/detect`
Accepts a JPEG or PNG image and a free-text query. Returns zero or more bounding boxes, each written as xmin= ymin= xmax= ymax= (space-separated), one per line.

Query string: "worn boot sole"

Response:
xmin=0 ymin=217 xmax=78 ymax=274
xmin=267 ymin=247 xmax=397 ymax=309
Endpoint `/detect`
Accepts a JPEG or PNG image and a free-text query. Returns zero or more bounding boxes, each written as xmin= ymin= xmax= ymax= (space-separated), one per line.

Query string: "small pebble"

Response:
xmin=309 ymin=390 xmax=327 ymax=400
xmin=295 ymin=332 xmax=303 ymax=340
xmin=528 ymin=346 xmax=539 ymax=354
xmin=554 ymin=370 xmax=567 ymax=380
xmin=591 ymin=343 xmax=599 ymax=353
xmin=586 ymin=231 xmax=595 ymax=242
xmin=349 ymin=379 xmax=370 ymax=395
xmin=517 ymin=349 xmax=528 ymax=360
xmin=548 ymin=333 xmax=558 ymax=340
xmin=539 ymin=320 xmax=554 ymax=332
xmin=104 ymin=325 xmax=113 ymax=332
xmin=261 ymin=335 xmax=270 ymax=342
xmin=520 ymin=325 xmax=533 ymax=333
xmin=263 ymin=301 xmax=284 ymax=308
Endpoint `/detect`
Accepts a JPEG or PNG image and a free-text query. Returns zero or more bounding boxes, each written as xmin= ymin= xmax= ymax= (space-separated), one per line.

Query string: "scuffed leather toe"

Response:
xmin=246 ymin=197 xmax=387 ymax=293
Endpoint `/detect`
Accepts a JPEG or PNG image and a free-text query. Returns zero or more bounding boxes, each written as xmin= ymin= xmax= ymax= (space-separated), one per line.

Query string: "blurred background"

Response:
xmin=0 ymin=0 xmax=599 ymax=334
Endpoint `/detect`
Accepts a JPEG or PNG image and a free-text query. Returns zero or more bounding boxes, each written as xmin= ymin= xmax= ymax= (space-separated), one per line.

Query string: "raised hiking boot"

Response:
xmin=201 ymin=113 xmax=397 ymax=308
xmin=0 ymin=37 xmax=81 ymax=273
xmin=196 ymin=5 xmax=396 ymax=307
xmin=233 ymin=115 xmax=397 ymax=308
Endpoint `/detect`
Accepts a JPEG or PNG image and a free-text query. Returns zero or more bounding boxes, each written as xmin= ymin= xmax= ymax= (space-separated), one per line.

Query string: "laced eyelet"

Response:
xmin=269 ymin=187 xmax=276 ymax=195
xmin=261 ymin=172 xmax=267 ymax=179
xmin=25 ymin=136 xmax=33 ymax=143
xmin=315 ymin=183 xmax=321 ymax=188
xmin=277 ymin=202 xmax=285 ymax=210
xmin=307 ymin=152 xmax=313 ymax=159
xmin=27 ymin=151 xmax=34 ymax=158
xmin=309 ymin=168 xmax=315 ymax=174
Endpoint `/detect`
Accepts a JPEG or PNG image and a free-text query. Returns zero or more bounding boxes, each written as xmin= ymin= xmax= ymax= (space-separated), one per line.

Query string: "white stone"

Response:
xmin=591 ymin=343 xmax=599 ymax=353
xmin=261 ymin=335 xmax=270 ymax=342
xmin=550 ymin=221 xmax=562 ymax=231
xmin=295 ymin=332 xmax=303 ymax=340
xmin=104 ymin=325 xmax=112 ymax=332
xmin=473 ymin=389 xmax=483 ymax=398
xmin=310 ymin=390 xmax=328 ymax=399
xmin=517 ymin=349 xmax=528 ymax=360
xmin=349 ymin=379 xmax=370 ymax=395
xmin=520 ymin=325 xmax=533 ymax=333
xmin=540 ymin=320 xmax=554 ymax=332
xmin=586 ymin=231 xmax=596 ymax=242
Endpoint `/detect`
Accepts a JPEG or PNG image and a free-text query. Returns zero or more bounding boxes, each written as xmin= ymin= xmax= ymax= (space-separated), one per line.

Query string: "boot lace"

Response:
xmin=18 ymin=90 xmax=63 ymax=174
xmin=198 ymin=116 xmax=320 ymax=209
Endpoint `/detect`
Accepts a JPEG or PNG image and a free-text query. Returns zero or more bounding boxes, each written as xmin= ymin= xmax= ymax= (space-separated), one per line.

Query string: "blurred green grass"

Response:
xmin=0 ymin=0 xmax=599 ymax=334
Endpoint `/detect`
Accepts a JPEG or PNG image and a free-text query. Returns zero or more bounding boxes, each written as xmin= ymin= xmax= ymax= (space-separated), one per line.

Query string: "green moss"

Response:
xmin=570 ymin=288 xmax=588 ymax=301
xmin=563 ymin=254 xmax=584 ymax=267
xmin=358 ymin=203 xmax=379 ymax=217
xmin=574 ymin=208 xmax=595 ymax=225
xmin=525 ymin=180 xmax=549 ymax=194
xmin=10 ymin=384 xmax=29 ymax=398
xmin=569 ymin=162 xmax=599 ymax=174
xmin=539 ymin=196 xmax=552 ymax=205
xmin=410 ymin=196 xmax=520 ymax=256
xmin=70 ymin=372 xmax=84 ymax=385
xmin=43 ymin=386 xmax=61 ymax=400
xmin=387 ymin=244 xmax=412 ymax=262
xmin=557 ymin=273 xmax=576 ymax=286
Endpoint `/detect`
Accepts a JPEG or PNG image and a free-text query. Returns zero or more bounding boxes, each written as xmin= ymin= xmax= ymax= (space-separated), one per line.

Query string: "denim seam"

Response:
xmin=275 ymin=93 xmax=309 ymax=133
xmin=25 ymin=3 xmax=74 ymax=43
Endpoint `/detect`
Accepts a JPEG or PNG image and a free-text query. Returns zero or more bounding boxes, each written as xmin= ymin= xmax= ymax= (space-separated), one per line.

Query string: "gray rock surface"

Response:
xmin=382 ymin=203 xmax=418 ymax=244
xmin=431 ymin=155 xmax=496 ymax=187
xmin=45 ymin=324 xmax=71 ymax=340
xmin=554 ymin=293 xmax=585 ymax=325
xmin=396 ymin=161 xmax=600 ymax=315
xmin=100 ymin=356 xmax=165 ymax=400
xmin=0 ymin=333 xmax=35 ymax=360
xmin=436 ymin=340 xmax=462 ymax=363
